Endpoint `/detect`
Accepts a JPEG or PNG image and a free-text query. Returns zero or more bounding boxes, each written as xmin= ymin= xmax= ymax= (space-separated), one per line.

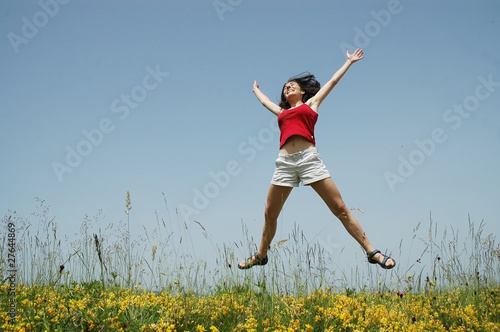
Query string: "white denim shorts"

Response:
xmin=271 ymin=147 xmax=331 ymax=187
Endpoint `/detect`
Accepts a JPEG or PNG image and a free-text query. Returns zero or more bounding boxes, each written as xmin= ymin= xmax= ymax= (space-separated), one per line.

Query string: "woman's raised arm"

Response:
xmin=308 ymin=48 xmax=364 ymax=112
xmin=253 ymin=80 xmax=282 ymax=116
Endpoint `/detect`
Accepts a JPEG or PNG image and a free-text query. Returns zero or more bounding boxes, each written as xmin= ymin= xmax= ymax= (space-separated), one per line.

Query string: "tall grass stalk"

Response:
xmin=1 ymin=197 xmax=499 ymax=297
xmin=125 ymin=190 xmax=132 ymax=288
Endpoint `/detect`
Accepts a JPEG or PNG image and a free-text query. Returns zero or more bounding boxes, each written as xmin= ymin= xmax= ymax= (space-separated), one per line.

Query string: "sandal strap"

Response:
xmin=381 ymin=255 xmax=389 ymax=266
xmin=254 ymin=252 xmax=268 ymax=265
xmin=367 ymin=249 xmax=381 ymax=263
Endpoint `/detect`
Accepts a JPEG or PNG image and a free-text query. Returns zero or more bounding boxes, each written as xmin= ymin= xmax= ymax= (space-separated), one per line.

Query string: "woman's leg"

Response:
xmin=259 ymin=184 xmax=293 ymax=257
xmin=238 ymin=184 xmax=293 ymax=268
xmin=310 ymin=177 xmax=395 ymax=268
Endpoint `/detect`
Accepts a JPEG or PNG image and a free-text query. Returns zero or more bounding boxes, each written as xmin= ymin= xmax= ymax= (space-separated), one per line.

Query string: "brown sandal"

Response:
xmin=238 ymin=252 xmax=268 ymax=270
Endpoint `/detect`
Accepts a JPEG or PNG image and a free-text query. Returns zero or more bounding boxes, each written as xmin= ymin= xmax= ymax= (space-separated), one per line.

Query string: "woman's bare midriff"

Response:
xmin=279 ymin=135 xmax=315 ymax=155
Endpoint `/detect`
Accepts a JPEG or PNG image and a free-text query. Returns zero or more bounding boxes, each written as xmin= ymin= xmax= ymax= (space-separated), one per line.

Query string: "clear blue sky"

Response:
xmin=1 ymin=1 xmax=499 ymax=275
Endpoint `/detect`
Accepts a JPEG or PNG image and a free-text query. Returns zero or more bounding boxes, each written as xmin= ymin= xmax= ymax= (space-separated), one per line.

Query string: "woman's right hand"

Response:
xmin=252 ymin=80 xmax=282 ymax=116
xmin=253 ymin=80 xmax=260 ymax=91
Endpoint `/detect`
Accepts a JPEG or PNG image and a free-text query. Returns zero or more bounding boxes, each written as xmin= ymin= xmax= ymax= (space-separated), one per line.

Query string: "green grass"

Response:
xmin=1 ymin=195 xmax=499 ymax=330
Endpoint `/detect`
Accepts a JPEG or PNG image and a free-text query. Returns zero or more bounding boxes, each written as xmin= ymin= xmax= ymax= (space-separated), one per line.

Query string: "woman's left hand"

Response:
xmin=346 ymin=48 xmax=364 ymax=63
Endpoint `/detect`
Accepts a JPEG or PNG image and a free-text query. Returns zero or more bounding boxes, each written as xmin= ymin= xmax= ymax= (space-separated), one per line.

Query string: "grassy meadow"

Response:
xmin=1 ymin=197 xmax=499 ymax=331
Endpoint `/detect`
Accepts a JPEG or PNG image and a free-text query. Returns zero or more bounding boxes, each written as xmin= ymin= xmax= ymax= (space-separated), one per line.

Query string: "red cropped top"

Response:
xmin=277 ymin=103 xmax=318 ymax=148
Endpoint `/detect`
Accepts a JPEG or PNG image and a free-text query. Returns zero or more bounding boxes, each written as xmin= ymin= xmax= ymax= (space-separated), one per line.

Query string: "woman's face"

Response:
xmin=283 ymin=81 xmax=304 ymax=101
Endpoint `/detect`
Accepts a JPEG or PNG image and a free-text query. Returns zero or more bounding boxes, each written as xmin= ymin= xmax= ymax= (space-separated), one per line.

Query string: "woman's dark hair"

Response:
xmin=279 ymin=72 xmax=321 ymax=109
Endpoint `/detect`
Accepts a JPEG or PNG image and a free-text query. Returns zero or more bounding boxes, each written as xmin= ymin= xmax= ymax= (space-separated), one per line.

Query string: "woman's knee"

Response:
xmin=333 ymin=201 xmax=349 ymax=219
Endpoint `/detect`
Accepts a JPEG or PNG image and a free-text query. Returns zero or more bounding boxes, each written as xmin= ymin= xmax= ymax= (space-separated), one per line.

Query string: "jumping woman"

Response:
xmin=238 ymin=48 xmax=396 ymax=270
